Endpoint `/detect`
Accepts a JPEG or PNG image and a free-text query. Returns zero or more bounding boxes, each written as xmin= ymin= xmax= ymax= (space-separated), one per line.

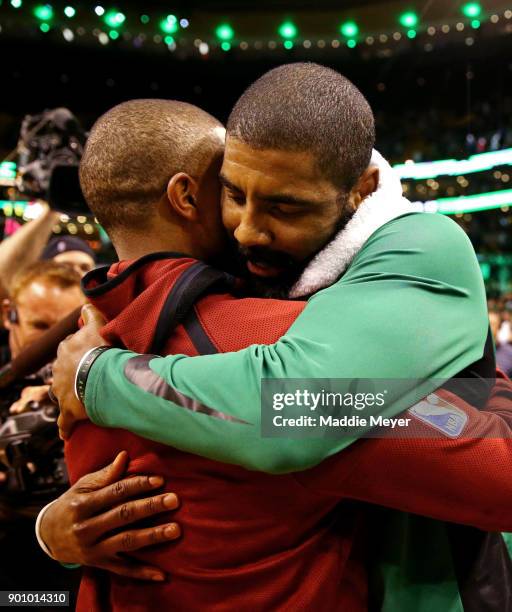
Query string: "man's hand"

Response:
xmin=52 ymin=303 xmax=108 ymax=439
xmin=10 ymin=385 xmax=51 ymax=414
xmin=40 ymin=451 xmax=180 ymax=581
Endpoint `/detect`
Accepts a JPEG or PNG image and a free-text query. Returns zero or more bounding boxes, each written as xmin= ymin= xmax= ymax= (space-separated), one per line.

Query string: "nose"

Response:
xmin=233 ymin=211 xmax=273 ymax=248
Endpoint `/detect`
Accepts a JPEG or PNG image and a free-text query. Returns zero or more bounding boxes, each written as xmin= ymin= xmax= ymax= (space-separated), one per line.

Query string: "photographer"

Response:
xmin=0 ymin=261 xmax=85 ymax=594
xmin=1 ymin=261 xmax=85 ymax=369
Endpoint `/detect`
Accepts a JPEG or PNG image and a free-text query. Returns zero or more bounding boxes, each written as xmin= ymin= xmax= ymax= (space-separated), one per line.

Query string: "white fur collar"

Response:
xmin=289 ymin=150 xmax=415 ymax=298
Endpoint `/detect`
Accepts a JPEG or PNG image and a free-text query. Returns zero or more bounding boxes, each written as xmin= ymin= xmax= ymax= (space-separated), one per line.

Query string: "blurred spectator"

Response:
xmin=489 ymin=308 xmax=512 ymax=377
xmin=497 ymin=311 xmax=511 ymax=347
xmin=41 ymin=236 xmax=96 ymax=278
xmin=1 ymin=261 xmax=85 ymax=365
xmin=376 ymin=95 xmax=512 ymax=164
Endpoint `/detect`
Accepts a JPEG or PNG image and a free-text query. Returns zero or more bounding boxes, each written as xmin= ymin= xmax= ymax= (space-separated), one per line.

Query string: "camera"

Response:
xmin=17 ymin=108 xmax=89 ymax=215
xmin=0 ymin=391 xmax=68 ymax=505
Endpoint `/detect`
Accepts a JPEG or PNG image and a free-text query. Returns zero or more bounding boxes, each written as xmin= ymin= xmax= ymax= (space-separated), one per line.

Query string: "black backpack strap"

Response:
xmin=150 ymin=262 xmax=234 ymax=355
xmin=182 ymin=308 xmax=218 ymax=355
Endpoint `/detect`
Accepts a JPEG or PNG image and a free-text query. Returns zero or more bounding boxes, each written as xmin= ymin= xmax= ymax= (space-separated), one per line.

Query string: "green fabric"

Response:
xmin=503 ymin=532 xmax=512 ymax=558
xmin=369 ymin=510 xmax=463 ymax=612
xmin=86 ymin=213 xmax=488 ymax=473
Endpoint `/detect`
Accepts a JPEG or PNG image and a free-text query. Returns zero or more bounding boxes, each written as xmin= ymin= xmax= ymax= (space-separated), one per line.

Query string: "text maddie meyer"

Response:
xmin=272 ymin=414 xmax=412 ymax=429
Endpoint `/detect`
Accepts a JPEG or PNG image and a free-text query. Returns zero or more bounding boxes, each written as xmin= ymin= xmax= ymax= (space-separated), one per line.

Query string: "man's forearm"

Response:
xmin=82 ymin=214 xmax=489 ymax=473
xmin=84 ymin=349 xmax=353 ymax=473
xmin=0 ymin=204 xmax=59 ymax=296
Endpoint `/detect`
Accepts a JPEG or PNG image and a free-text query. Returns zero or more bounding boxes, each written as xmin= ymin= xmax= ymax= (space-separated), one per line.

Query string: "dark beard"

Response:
xmin=233 ymin=204 xmax=354 ymax=299
xmin=243 ymin=268 xmax=303 ymax=299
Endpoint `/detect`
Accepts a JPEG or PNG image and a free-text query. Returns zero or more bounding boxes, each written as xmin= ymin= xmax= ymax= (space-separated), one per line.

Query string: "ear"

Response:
xmin=166 ymin=173 xmax=200 ymax=221
xmin=347 ymin=166 xmax=380 ymax=211
xmin=2 ymin=299 xmax=13 ymax=330
xmin=358 ymin=166 xmax=379 ymax=199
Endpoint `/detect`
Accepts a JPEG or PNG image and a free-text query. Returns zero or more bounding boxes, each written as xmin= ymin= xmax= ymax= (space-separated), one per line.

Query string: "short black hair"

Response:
xmin=227 ymin=63 xmax=375 ymax=191
xmin=80 ymin=99 xmax=224 ymax=232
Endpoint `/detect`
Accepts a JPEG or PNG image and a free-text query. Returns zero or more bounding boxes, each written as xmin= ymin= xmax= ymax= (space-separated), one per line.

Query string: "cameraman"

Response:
xmin=0 ymin=261 xmax=85 ymax=594
xmin=1 ymin=260 xmax=85 ymax=369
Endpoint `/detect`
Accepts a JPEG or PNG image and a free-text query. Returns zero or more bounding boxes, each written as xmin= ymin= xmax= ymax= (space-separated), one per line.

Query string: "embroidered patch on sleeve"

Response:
xmin=408 ymin=393 xmax=468 ymax=438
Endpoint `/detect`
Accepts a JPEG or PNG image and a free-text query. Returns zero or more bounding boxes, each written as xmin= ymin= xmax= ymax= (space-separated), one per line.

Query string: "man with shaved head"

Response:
xmin=79 ymin=99 xmax=227 ymax=260
xmin=47 ymin=65 xmax=512 ymax=611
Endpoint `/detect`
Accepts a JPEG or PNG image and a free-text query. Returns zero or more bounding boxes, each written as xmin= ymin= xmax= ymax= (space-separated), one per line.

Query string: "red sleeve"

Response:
xmin=294 ymin=377 xmax=512 ymax=532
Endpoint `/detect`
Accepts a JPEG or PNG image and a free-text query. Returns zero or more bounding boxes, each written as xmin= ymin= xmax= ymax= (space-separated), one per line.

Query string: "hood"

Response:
xmin=81 ymin=252 xmax=197 ymax=353
xmin=289 ymin=150 xmax=417 ymax=298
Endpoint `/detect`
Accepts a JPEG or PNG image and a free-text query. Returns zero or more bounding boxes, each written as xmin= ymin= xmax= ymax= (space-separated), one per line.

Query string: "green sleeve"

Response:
xmin=85 ymin=213 xmax=489 ymax=473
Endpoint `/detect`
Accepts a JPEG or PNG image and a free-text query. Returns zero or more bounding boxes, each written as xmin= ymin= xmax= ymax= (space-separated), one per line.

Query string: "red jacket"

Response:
xmin=66 ymin=254 xmax=512 ymax=612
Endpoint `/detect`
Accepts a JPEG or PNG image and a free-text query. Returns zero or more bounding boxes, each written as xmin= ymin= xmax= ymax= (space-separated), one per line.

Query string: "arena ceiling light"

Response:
xmin=103 ymin=10 xmax=125 ymax=28
xmin=278 ymin=21 xmax=298 ymax=39
xmin=340 ymin=21 xmax=358 ymax=38
xmin=418 ymin=189 xmax=512 ymax=214
xmin=33 ymin=4 xmax=53 ymax=21
xmin=394 ymin=148 xmax=512 ymax=180
xmin=399 ymin=11 xmax=418 ymax=28
xmin=462 ymin=3 xmax=482 ymax=18
xmin=215 ymin=23 xmax=234 ymax=41
xmin=160 ymin=14 xmax=178 ymax=34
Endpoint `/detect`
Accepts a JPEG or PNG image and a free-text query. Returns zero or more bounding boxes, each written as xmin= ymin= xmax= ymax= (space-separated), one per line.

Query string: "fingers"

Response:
xmin=10 ymin=387 xmax=33 ymax=414
xmin=84 ymin=493 xmax=179 ymax=539
xmin=100 ymin=522 xmax=181 ymax=556
xmin=10 ymin=399 xmax=25 ymax=414
xmin=101 ymin=559 xmax=167 ymax=582
xmin=75 ymin=452 xmax=129 ymax=493
xmin=81 ymin=304 xmax=108 ymax=328
xmin=77 ymin=473 xmax=166 ymax=514
xmin=10 ymin=386 xmax=49 ymax=413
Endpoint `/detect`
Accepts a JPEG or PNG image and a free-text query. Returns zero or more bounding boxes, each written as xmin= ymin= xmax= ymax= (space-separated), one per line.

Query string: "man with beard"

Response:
xmin=50 ymin=66 xmax=511 ymax=610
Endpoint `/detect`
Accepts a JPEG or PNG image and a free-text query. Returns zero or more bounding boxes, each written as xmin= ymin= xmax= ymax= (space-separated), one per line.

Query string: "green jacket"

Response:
xmin=83 ymin=213 xmax=494 ymax=610
xmin=86 ymin=213 xmax=488 ymax=469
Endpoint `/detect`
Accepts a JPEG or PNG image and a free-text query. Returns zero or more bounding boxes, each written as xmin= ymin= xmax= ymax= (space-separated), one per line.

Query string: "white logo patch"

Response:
xmin=408 ymin=394 xmax=468 ymax=438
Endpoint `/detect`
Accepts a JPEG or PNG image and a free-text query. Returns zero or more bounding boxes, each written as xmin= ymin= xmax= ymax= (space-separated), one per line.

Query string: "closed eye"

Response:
xmin=226 ymin=191 xmax=246 ymax=205
xmin=271 ymin=205 xmax=305 ymax=217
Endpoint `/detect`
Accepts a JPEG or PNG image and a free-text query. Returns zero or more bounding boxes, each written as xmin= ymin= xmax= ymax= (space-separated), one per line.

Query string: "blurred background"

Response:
xmin=0 ymin=0 xmax=511 ymax=337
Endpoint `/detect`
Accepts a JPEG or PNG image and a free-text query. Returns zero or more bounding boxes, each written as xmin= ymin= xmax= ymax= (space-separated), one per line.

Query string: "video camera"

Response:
xmin=16 ymin=107 xmax=89 ymax=215
xmin=0 ymin=400 xmax=68 ymax=503
xmin=0 ymin=366 xmax=69 ymax=506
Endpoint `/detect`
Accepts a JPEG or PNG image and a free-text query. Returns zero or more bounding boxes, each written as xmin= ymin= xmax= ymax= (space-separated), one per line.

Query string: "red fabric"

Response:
xmin=296 ymin=380 xmax=512 ymax=533
xmin=66 ymin=256 xmax=512 ymax=611
xmin=67 ymin=257 xmax=364 ymax=612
